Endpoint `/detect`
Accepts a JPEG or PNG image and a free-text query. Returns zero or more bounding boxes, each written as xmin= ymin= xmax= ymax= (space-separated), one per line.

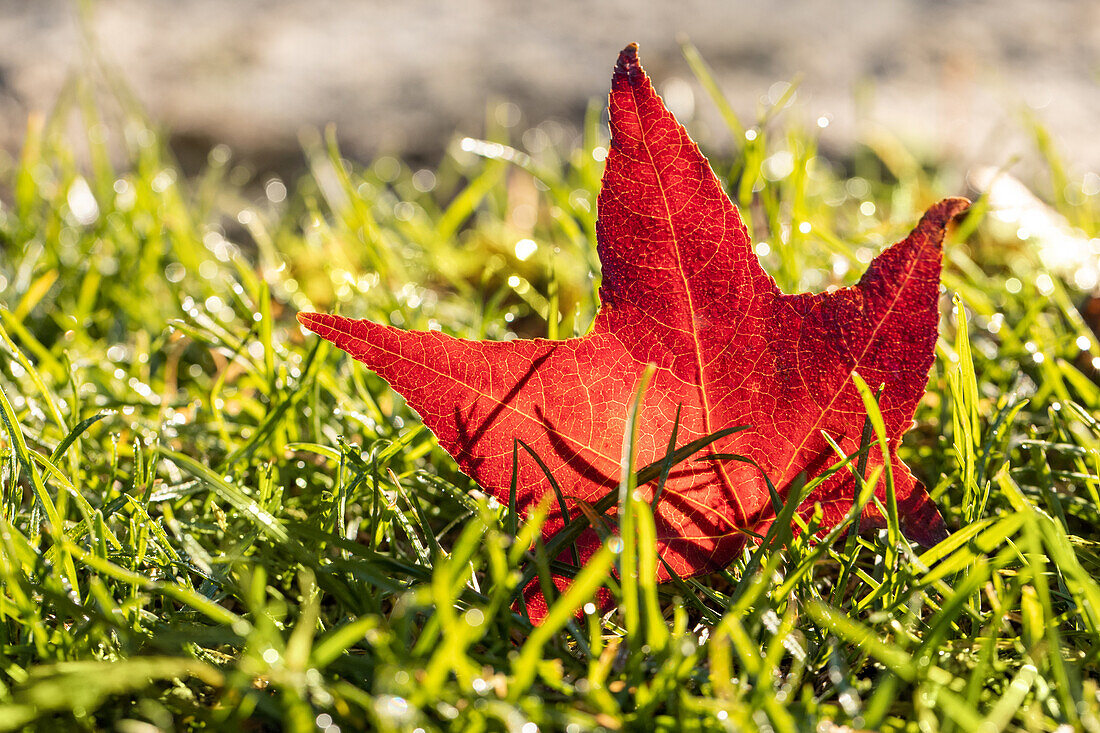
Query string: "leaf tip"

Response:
xmin=615 ymin=43 xmax=642 ymax=79
xmin=296 ymin=311 xmax=322 ymax=332
xmin=897 ymin=197 xmax=971 ymax=257
xmin=923 ymin=197 xmax=972 ymax=231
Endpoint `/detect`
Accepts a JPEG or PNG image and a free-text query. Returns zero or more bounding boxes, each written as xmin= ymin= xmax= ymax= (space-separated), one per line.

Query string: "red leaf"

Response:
xmin=299 ymin=44 xmax=968 ymax=622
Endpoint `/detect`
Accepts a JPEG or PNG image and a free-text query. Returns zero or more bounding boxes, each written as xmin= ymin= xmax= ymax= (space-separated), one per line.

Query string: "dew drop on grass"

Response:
xmin=164 ymin=262 xmax=185 ymax=283
xmin=67 ymin=177 xmax=99 ymax=226
xmin=838 ymin=689 xmax=860 ymax=715
xmin=522 ymin=127 xmax=550 ymax=154
xmin=1076 ymin=265 xmax=1099 ymax=290
xmin=373 ymin=156 xmax=400 ymax=182
xmin=762 ymin=151 xmax=794 ymax=181
xmin=514 ymin=238 xmax=538 ymax=261
xmin=846 ymin=177 xmax=870 ymax=199
xmin=569 ymin=189 xmax=591 ymax=212
xmin=411 ymin=168 xmax=436 ymax=192
xmin=265 ymin=178 xmax=287 ymax=203
xmin=205 ymin=143 xmax=231 ymax=166
xmin=1036 ymin=273 xmax=1055 ymax=295
xmin=151 ymin=169 xmax=176 ymax=193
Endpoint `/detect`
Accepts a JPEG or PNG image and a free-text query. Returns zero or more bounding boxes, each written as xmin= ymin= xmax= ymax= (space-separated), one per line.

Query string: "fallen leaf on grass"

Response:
xmin=300 ymin=44 xmax=967 ymax=621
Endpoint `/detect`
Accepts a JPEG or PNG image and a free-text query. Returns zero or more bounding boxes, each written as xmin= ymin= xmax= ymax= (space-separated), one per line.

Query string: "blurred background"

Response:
xmin=0 ymin=0 xmax=1097 ymax=180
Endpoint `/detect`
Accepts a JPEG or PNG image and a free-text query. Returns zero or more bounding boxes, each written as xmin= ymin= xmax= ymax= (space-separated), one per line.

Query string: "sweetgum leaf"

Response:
xmin=299 ymin=43 xmax=969 ymax=622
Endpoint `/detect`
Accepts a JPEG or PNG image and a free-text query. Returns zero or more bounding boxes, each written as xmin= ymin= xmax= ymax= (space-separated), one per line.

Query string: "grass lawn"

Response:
xmin=0 ymin=48 xmax=1098 ymax=732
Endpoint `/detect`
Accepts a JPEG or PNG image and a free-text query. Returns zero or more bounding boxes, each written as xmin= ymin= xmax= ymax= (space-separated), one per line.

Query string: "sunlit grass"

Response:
xmin=0 ymin=42 xmax=1098 ymax=731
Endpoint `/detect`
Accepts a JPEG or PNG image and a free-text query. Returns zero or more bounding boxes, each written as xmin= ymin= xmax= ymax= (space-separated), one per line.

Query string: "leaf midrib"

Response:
xmin=623 ymin=80 xmax=747 ymax=528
